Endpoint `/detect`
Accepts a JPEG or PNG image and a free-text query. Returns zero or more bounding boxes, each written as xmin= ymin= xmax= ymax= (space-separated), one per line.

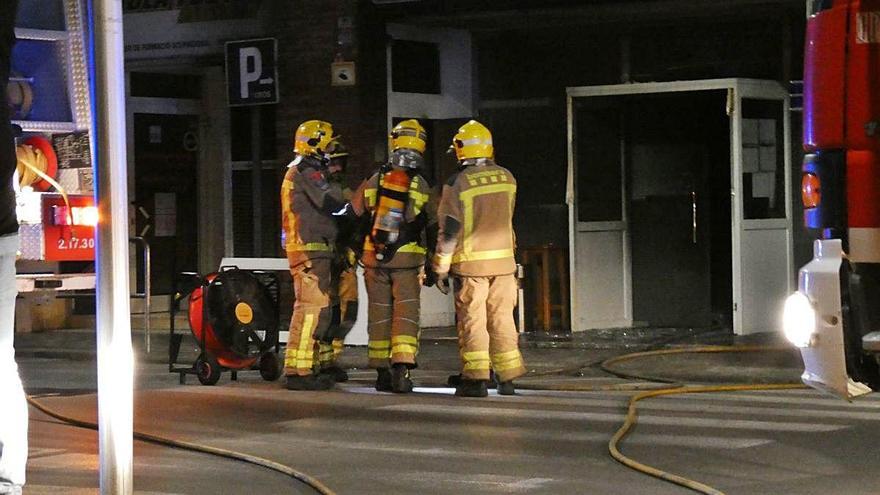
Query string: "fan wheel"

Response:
xmin=196 ymin=353 xmax=222 ymax=386
xmin=259 ymin=351 xmax=282 ymax=382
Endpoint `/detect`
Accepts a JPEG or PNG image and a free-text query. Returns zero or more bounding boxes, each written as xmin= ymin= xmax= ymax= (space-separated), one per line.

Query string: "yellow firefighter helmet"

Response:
xmin=389 ymin=119 xmax=427 ymax=154
xmin=451 ymin=120 xmax=493 ymax=161
xmin=294 ymin=120 xmax=335 ymax=157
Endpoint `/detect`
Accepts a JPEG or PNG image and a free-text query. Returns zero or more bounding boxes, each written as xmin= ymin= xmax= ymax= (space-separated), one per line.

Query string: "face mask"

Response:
xmin=389 ymin=148 xmax=423 ymax=170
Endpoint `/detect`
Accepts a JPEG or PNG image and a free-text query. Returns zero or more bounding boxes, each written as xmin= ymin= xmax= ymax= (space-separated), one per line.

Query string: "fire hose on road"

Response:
xmin=25 ymin=344 xmax=805 ymax=495
xmin=598 ymin=346 xmax=805 ymax=495
xmin=25 ymin=395 xmax=337 ymax=495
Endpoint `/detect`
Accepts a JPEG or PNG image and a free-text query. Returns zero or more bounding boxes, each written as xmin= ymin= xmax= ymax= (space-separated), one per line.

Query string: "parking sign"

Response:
xmin=225 ymin=38 xmax=279 ymax=106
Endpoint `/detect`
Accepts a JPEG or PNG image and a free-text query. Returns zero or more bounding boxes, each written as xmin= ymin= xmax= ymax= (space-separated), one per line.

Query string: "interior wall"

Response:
xmin=625 ymin=92 xmax=732 ymax=329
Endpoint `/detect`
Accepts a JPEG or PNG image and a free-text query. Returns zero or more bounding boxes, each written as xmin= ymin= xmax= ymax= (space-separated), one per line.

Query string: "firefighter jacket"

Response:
xmin=281 ymin=155 xmax=346 ymax=266
xmin=351 ymin=169 xmax=437 ymax=269
xmin=434 ymin=159 xmax=517 ymax=277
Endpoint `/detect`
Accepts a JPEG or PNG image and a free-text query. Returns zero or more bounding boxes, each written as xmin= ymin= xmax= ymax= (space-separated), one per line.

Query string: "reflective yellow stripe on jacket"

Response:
xmin=288 ymin=242 xmax=333 ymax=252
xmin=455 ymin=182 xmax=516 ymax=263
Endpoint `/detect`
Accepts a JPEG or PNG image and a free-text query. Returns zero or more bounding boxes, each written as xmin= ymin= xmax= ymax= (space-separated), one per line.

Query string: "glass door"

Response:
xmin=731 ymin=80 xmax=794 ymax=334
xmin=567 ymin=95 xmax=631 ymax=330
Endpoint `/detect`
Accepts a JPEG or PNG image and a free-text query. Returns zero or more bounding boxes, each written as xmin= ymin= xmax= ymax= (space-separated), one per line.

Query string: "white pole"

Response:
xmin=89 ymin=0 xmax=134 ymax=493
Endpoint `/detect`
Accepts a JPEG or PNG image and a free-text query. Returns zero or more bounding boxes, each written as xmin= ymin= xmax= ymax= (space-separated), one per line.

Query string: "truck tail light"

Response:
xmin=802 ymin=172 xmax=822 ymax=208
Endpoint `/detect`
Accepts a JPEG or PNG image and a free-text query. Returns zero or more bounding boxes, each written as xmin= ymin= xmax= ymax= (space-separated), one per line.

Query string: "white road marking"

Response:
xmin=672 ymin=391 xmax=880 ymax=410
xmin=463 ymin=394 xmax=880 ymax=421
xmin=392 ymin=472 xmax=555 ymax=492
xmin=378 ymin=404 xmax=847 ymax=432
xmin=284 ymin=417 xmax=771 ymax=449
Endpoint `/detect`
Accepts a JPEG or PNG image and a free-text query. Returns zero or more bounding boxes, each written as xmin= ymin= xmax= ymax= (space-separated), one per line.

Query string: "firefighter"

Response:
xmin=315 ymin=142 xmax=359 ymax=382
xmin=351 ymin=119 xmax=438 ymax=393
xmin=433 ymin=120 xmax=525 ymax=397
xmin=281 ymin=120 xmax=347 ymax=391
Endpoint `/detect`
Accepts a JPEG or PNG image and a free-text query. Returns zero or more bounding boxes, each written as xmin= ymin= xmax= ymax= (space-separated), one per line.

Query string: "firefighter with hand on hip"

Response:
xmin=433 ymin=120 xmax=526 ymax=397
xmin=281 ymin=120 xmax=348 ymax=391
xmin=350 ymin=119 xmax=438 ymax=393
xmin=314 ymin=141 xmax=359 ymax=382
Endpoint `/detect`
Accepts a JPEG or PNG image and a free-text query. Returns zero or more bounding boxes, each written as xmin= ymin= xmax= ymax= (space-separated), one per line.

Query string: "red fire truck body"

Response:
xmin=788 ymin=0 xmax=880 ymax=399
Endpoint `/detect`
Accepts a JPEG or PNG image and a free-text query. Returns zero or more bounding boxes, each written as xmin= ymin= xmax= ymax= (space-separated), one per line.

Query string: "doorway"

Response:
xmin=627 ymin=92 xmax=731 ymax=328
xmin=567 ymin=79 xmax=793 ymax=335
xmin=132 ymin=113 xmax=200 ymax=295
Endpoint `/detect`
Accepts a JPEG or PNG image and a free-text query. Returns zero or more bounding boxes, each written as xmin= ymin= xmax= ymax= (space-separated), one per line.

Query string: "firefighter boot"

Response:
xmin=375 ymin=368 xmax=392 ymax=392
xmin=450 ymin=371 xmax=497 ymax=389
xmin=391 ymin=363 xmax=413 ymax=394
xmin=319 ymin=365 xmax=349 ymax=383
xmin=497 ymin=380 xmax=516 ymax=396
xmin=286 ymin=373 xmax=335 ymax=391
xmin=447 ymin=373 xmax=462 ymax=387
xmin=455 ymin=379 xmax=488 ymax=398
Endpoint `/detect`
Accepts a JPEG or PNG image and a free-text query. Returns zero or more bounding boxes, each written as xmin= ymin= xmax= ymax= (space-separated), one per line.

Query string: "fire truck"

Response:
xmin=11 ymin=0 xmax=100 ymax=326
xmin=784 ymin=0 xmax=880 ymax=399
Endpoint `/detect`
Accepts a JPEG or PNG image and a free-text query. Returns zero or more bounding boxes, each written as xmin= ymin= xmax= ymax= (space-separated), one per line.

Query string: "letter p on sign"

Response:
xmin=226 ymin=38 xmax=279 ymax=106
xmin=239 ymin=47 xmax=262 ymax=99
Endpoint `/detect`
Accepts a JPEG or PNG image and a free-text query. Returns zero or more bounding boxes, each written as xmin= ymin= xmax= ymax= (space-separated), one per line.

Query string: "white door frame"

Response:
xmin=731 ymin=80 xmax=794 ymax=334
xmin=566 ymin=78 xmax=793 ymax=335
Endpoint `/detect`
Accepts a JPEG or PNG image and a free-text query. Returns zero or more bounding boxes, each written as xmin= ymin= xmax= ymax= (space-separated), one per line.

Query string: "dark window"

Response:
xmin=130 ymin=72 xmax=202 ymax=99
xmin=232 ymin=168 xmax=282 ymax=257
xmin=229 ymin=106 xmax=277 ymax=161
xmin=574 ymin=100 xmax=623 ymax=223
xmin=391 ymin=40 xmax=441 ymax=94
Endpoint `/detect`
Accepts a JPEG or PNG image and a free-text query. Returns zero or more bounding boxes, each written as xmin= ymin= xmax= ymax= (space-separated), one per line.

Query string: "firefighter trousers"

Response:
xmin=317 ymin=267 xmax=359 ymax=367
xmin=364 ymin=267 xmax=420 ymax=369
xmin=284 ymin=257 xmax=333 ymax=376
xmin=454 ymin=274 xmax=526 ymax=382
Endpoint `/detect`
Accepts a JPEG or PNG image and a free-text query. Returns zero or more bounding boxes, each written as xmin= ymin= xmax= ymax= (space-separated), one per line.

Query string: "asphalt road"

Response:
xmin=16 ymin=356 xmax=880 ymax=494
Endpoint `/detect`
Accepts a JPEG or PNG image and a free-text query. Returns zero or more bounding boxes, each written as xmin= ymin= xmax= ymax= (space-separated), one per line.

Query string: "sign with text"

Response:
xmin=225 ymin=38 xmax=279 ymax=106
xmin=42 ymin=194 xmax=96 ymax=262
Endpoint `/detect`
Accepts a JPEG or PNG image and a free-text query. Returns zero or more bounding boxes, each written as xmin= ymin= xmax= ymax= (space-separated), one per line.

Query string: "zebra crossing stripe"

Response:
xmin=287 ymin=417 xmax=771 ymax=449
xmin=378 ymin=404 xmax=847 ymax=432
xmin=672 ymin=391 xmax=880 ymax=409
xmin=471 ymin=394 xmax=880 ymax=421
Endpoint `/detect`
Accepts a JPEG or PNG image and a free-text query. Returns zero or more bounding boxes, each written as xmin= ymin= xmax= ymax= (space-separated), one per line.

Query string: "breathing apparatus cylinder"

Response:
xmin=371 ymin=168 xmax=412 ymax=261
